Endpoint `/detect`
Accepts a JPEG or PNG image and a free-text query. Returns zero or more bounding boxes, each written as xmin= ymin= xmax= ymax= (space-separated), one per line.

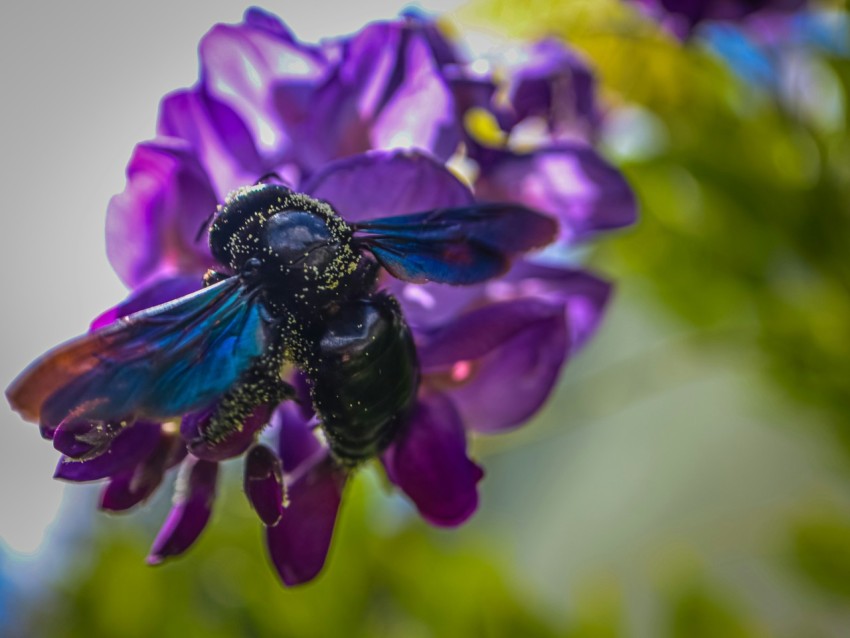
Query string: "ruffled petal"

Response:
xmin=475 ymin=144 xmax=637 ymax=244
xmin=158 ymin=88 xmax=265 ymax=198
xmin=147 ymin=456 xmax=218 ymax=564
xmin=291 ymin=22 xmax=460 ymax=170
xmin=266 ymin=456 xmax=347 ymax=586
xmin=90 ymin=274 xmax=201 ymax=331
xmin=199 ymin=8 xmax=327 ymax=163
xmin=382 ymin=393 xmax=483 ymax=526
xmin=106 ymin=139 xmax=218 ymax=288
xmin=302 ymin=150 xmax=473 ymax=223
xmin=420 ymin=299 xmax=569 ymax=433
xmin=244 ymin=444 xmax=285 ymax=526
xmin=54 ymin=422 xmax=162 ymax=482
xmin=370 ymin=31 xmax=461 ymax=161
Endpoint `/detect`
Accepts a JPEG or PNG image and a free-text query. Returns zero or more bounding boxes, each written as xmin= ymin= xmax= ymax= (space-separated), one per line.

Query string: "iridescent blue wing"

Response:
xmin=7 ymin=278 xmax=269 ymax=429
xmin=353 ymin=204 xmax=557 ymax=284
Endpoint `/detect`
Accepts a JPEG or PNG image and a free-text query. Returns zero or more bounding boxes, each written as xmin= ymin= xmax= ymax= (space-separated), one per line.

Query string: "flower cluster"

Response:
xmin=629 ymin=0 xmax=809 ymax=39
xmin=51 ymin=9 xmax=635 ymax=585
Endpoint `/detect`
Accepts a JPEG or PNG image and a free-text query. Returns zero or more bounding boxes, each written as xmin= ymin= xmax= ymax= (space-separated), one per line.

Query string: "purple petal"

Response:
xmin=290 ymin=22 xmax=460 ymax=169
xmin=303 ymin=150 xmax=473 ymax=223
xmin=266 ymin=457 xmax=347 ymax=586
xmin=54 ymin=421 xmax=162 ymax=482
xmin=383 ymin=392 xmax=483 ymax=526
xmin=502 ymin=40 xmax=600 ymax=138
xmin=53 ymin=420 xmax=123 ymax=460
xmin=475 ymin=144 xmax=637 ymax=244
xmin=158 ymin=88 xmax=265 ymax=198
xmin=106 ymin=139 xmax=218 ymax=288
xmin=244 ymin=444 xmax=285 ymax=526
xmin=370 ymin=32 xmax=461 ymax=161
xmin=421 ymin=299 xmax=569 ymax=433
xmin=147 ymin=456 xmax=218 ymax=564
xmin=502 ymin=262 xmax=612 ymax=353
xmin=90 ymin=274 xmax=201 ymax=331
xmin=99 ymin=431 xmax=184 ymax=512
xmin=181 ymin=402 xmax=273 ymax=462
xmin=272 ymin=401 xmax=323 ymax=475
xmin=199 ymin=10 xmax=326 ymax=162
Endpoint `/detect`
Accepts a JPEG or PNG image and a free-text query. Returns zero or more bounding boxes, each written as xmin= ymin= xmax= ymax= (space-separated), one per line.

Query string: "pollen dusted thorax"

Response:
xmin=205 ymin=184 xmax=419 ymax=464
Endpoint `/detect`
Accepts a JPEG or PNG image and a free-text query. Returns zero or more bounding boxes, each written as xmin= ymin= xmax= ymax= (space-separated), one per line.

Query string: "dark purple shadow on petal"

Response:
xmin=383 ymin=393 xmax=483 ymax=527
xmin=90 ymin=275 xmax=201 ymax=332
xmin=420 ymin=299 xmax=570 ymax=433
xmin=302 ymin=150 xmax=473 ymax=223
xmin=266 ymin=456 xmax=347 ymax=586
xmin=54 ymin=422 xmax=162 ymax=482
xmin=106 ymin=139 xmax=218 ymax=289
xmin=501 ymin=39 xmax=600 ymax=139
xmin=475 ymin=144 xmax=637 ymax=245
xmin=244 ymin=444 xmax=285 ymax=526
xmin=147 ymin=456 xmax=218 ymax=564
xmin=99 ymin=431 xmax=184 ymax=513
xmin=272 ymin=401 xmax=322 ymax=475
xmin=158 ymin=88 xmax=265 ymax=199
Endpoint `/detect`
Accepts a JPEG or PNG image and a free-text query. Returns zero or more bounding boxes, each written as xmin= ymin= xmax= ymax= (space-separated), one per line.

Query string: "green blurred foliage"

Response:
xmin=790 ymin=508 xmax=850 ymax=602
xmin=20 ymin=472 xmax=562 ymax=638
xmin=470 ymin=0 xmax=850 ymax=453
xmin=14 ymin=470 xmax=786 ymax=638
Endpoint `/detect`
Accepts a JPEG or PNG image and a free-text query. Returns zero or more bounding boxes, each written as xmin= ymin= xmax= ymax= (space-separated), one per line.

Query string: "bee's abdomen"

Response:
xmin=308 ymin=295 xmax=419 ymax=465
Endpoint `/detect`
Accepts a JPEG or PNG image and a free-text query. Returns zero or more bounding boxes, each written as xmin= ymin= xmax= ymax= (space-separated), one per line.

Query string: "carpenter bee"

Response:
xmin=7 ymin=182 xmax=557 ymax=465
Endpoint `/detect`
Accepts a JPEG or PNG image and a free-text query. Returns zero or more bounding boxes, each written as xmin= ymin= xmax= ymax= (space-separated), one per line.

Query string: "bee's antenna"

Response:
xmin=194 ymin=211 xmax=216 ymax=244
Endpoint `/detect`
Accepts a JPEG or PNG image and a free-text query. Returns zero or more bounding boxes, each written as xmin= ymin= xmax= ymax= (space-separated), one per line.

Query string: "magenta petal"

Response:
xmin=106 ymin=139 xmax=218 ymax=288
xmin=383 ymin=393 xmax=483 ymax=527
xmin=90 ymin=274 xmax=201 ymax=331
xmin=158 ymin=88 xmax=264 ymax=198
xmin=422 ymin=300 xmax=569 ymax=433
xmin=475 ymin=145 xmax=637 ymax=244
xmin=54 ymin=422 xmax=162 ymax=482
xmin=272 ymin=401 xmax=322 ymax=475
xmin=266 ymin=457 xmax=346 ymax=586
xmin=147 ymin=457 xmax=218 ymax=564
xmin=303 ymin=150 xmax=473 ymax=223
xmin=244 ymin=444 xmax=285 ymax=526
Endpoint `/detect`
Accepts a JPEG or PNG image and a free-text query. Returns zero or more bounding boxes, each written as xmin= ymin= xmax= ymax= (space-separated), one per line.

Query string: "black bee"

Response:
xmin=7 ymin=182 xmax=556 ymax=465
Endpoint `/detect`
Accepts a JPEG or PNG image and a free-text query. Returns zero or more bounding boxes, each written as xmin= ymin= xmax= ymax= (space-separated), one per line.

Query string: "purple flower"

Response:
xmin=628 ymin=0 xmax=809 ymax=39
xmin=7 ymin=8 xmax=635 ymax=586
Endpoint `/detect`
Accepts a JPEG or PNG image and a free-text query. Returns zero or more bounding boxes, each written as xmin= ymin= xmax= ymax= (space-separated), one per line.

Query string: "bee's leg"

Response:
xmin=201 ymin=375 xmax=295 ymax=445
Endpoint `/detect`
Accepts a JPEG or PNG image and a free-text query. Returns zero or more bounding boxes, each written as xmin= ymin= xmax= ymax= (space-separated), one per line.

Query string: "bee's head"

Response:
xmin=209 ymin=183 xmax=359 ymax=294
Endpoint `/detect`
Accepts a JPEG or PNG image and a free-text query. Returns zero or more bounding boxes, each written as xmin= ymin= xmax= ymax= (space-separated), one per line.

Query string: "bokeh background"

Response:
xmin=2 ymin=0 xmax=850 ymax=636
